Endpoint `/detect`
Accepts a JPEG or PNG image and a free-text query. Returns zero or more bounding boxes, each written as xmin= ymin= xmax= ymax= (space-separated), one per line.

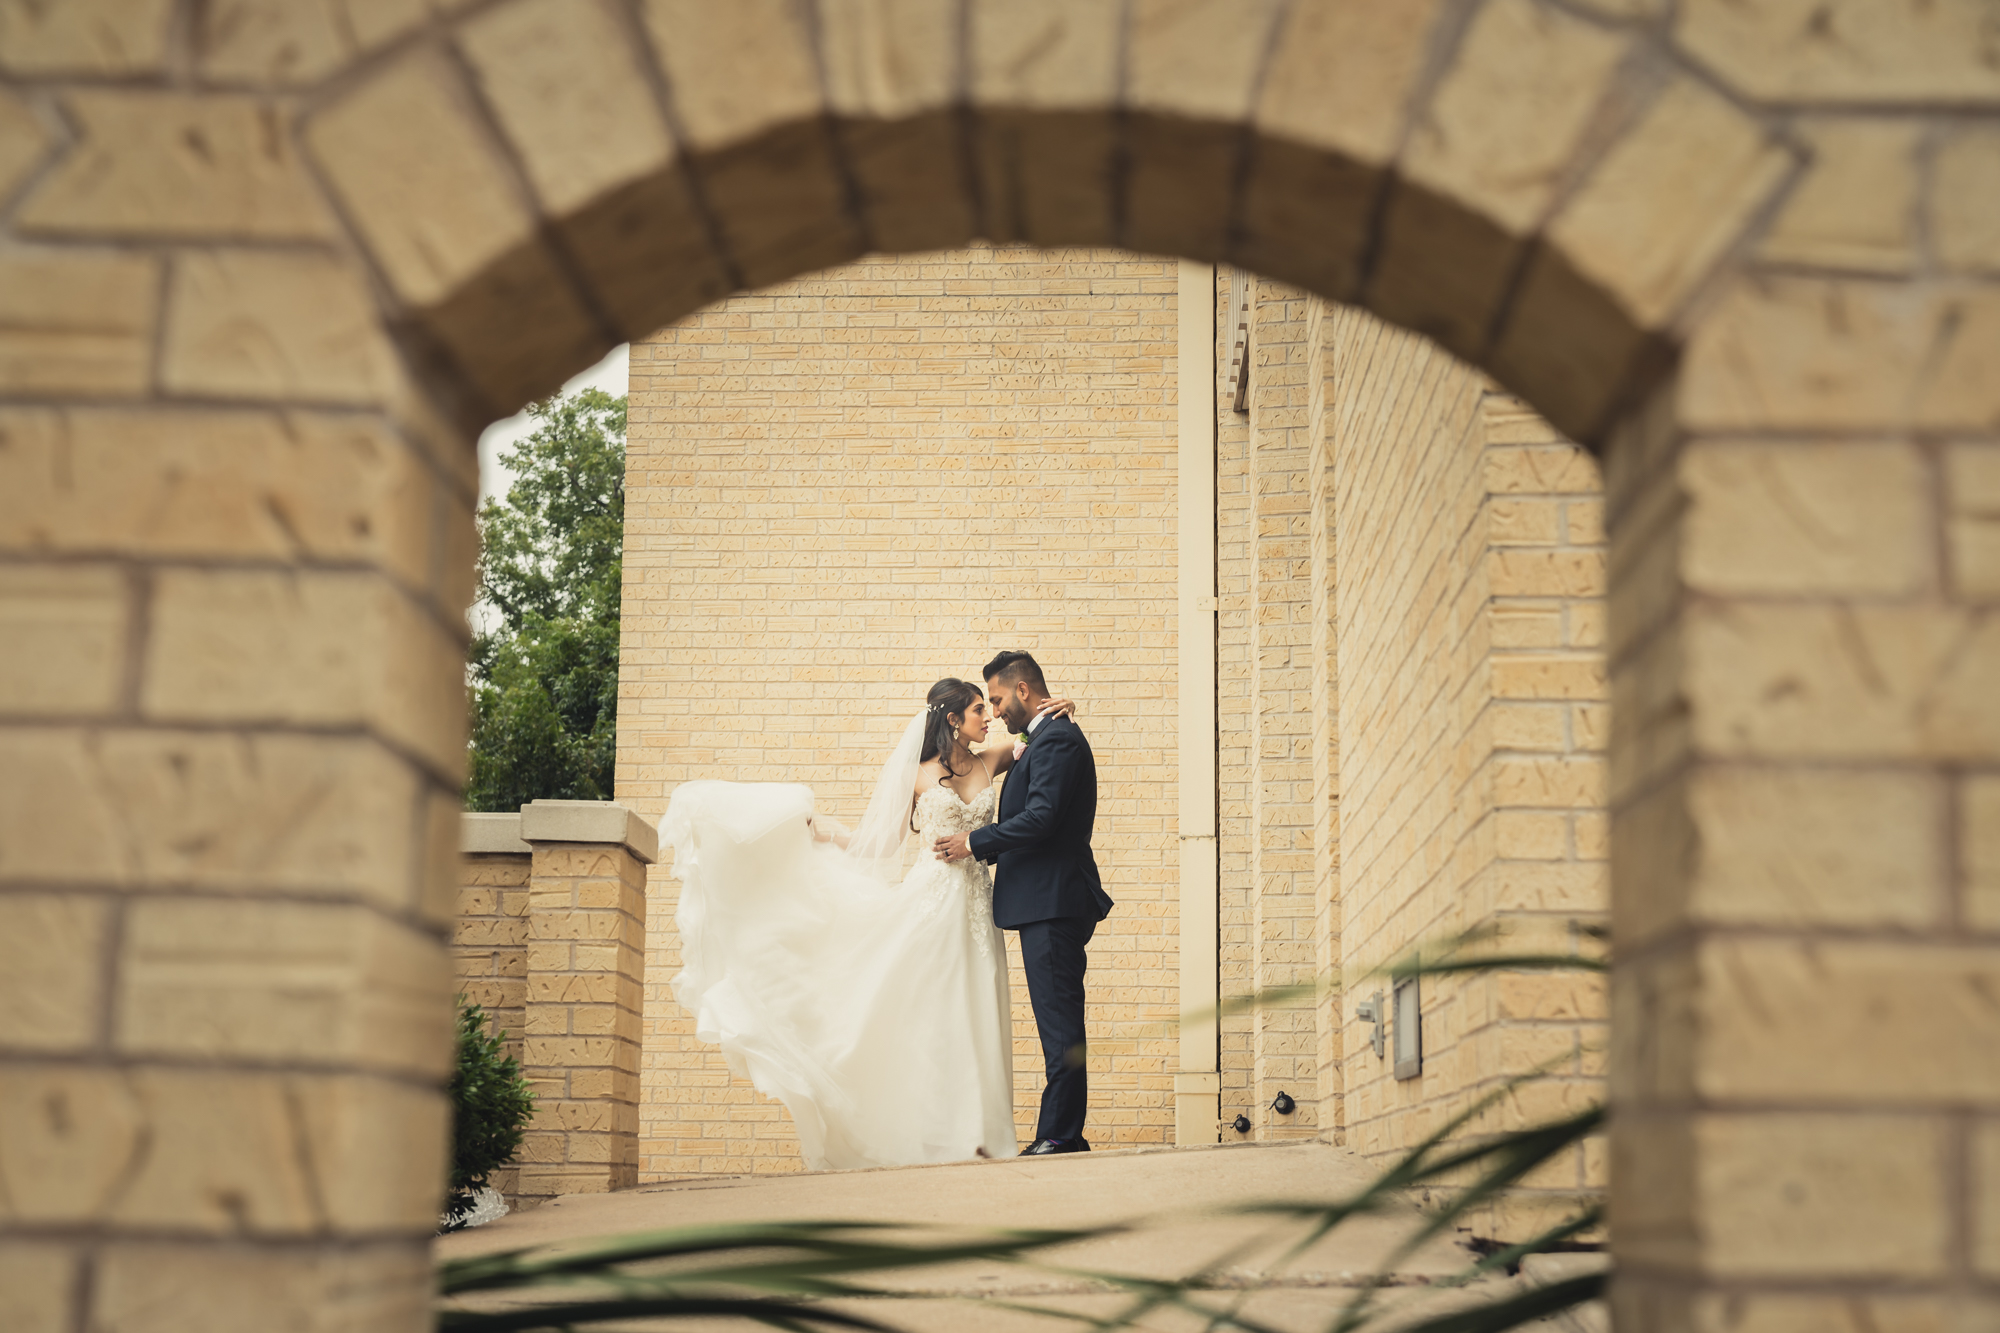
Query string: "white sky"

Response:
xmin=475 ymin=342 xmax=631 ymax=507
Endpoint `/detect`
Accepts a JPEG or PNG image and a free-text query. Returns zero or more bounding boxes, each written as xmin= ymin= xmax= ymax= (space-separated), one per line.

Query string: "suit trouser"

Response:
xmin=1015 ymin=915 xmax=1096 ymax=1143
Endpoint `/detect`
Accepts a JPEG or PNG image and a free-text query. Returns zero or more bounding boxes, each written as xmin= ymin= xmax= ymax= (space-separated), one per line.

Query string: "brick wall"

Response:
xmin=1322 ymin=305 xmax=1609 ymax=1234
xmin=619 ymin=246 xmax=1182 ymax=1176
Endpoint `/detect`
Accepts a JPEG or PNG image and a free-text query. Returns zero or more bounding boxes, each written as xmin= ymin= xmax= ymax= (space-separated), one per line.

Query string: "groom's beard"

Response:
xmin=996 ymin=699 xmax=1031 ymax=733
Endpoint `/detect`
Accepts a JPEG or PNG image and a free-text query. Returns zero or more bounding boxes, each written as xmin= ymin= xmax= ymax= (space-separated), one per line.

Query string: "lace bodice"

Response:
xmin=910 ymin=784 xmax=999 ymax=959
xmin=914 ymin=783 xmax=998 ymax=838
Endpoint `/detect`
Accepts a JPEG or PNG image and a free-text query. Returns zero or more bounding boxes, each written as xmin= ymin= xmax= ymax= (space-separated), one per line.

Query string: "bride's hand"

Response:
xmin=807 ymin=814 xmax=850 ymax=846
xmin=1036 ymin=695 xmax=1077 ymax=721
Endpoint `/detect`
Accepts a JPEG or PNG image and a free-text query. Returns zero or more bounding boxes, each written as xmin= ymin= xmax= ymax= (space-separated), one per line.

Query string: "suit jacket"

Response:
xmin=968 ymin=713 xmax=1112 ymax=928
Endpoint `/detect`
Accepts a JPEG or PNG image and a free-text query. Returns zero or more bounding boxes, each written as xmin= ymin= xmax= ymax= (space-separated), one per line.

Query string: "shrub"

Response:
xmin=446 ymin=998 xmax=536 ymax=1225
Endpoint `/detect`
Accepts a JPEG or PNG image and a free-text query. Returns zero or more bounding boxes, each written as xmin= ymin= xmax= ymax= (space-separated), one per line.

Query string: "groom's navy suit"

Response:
xmin=969 ymin=713 xmax=1112 ymax=1144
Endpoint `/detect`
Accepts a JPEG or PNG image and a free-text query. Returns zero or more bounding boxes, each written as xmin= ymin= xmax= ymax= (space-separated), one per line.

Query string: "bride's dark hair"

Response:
xmin=919 ymin=677 xmax=981 ymax=797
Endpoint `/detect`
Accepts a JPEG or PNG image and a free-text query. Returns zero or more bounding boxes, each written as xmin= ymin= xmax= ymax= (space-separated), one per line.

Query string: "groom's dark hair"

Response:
xmin=984 ymin=650 xmax=1047 ymax=694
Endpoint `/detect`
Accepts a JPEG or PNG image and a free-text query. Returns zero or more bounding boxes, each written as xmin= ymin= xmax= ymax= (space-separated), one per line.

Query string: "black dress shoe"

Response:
xmin=1023 ymin=1137 xmax=1091 ymax=1156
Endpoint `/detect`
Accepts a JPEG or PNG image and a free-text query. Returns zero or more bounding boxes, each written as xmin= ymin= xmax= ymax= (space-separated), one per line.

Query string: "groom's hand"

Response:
xmin=934 ymin=832 xmax=973 ymax=863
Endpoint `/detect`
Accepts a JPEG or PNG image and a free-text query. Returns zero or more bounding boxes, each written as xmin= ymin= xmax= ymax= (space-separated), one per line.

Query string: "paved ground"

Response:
xmin=435 ymin=1141 xmax=1600 ymax=1331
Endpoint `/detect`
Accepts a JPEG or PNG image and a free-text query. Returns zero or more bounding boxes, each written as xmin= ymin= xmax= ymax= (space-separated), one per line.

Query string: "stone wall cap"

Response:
xmin=462 ymin=811 xmax=531 ymax=855
xmin=518 ymin=799 xmax=658 ymax=864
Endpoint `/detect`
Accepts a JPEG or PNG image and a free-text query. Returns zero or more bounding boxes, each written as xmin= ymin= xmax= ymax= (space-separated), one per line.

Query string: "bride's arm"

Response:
xmin=987 ymin=695 xmax=1077 ymax=775
xmin=807 ymin=813 xmax=853 ymax=848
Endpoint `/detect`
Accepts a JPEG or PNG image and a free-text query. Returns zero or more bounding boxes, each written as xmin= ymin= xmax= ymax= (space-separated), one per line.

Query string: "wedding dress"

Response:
xmin=661 ymin=715 xmax=1017 ymax=1170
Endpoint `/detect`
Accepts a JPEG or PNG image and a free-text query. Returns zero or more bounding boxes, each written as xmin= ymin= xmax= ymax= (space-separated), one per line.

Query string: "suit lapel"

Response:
xmin=1004 ymin=730 xmax=1035 ymax=816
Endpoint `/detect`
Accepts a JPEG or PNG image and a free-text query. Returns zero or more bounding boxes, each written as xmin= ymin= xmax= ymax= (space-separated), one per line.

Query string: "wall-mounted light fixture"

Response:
xmin=1392 ymin=974 xmax=1422 ymax=1080
xmin=1231 ymin=1113 xmax=1252 ymax=1134
xmin=1355 ymin=990 xmax=1386 ymax=1058
xmin=1271 ymin=1091 xmax=1295 ymax=1116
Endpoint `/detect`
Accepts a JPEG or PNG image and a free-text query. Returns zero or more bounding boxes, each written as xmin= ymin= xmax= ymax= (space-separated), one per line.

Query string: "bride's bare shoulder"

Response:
xmin=913 ymin=758 xmax=945 ymax=798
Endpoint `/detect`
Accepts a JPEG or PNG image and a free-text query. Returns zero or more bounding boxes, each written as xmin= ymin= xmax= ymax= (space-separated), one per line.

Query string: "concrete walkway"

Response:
xmin=436 ymin=1141 xmax=1598 ymax=1331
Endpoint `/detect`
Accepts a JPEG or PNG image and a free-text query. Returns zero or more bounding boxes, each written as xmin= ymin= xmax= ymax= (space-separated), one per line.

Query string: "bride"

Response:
xmin=661 ymin=677 xmax=1074 ymax=1169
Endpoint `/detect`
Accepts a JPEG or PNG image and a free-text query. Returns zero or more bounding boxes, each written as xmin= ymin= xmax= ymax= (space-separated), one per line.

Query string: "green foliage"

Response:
xmin=467 ymin=388 xmax=626 ymax=813
xmin=448 ymin=999 xmax=536 ymax=1202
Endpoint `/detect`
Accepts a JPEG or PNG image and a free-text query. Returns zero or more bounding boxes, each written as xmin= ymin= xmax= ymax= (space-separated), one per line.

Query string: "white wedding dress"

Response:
xmin=661 ymin=726 xmax=1017 ymax=1170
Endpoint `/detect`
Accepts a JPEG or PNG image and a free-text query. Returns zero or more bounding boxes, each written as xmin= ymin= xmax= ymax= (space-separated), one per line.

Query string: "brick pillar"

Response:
xmin=1304 ymin=297 xmax=1343 ymax=1144
xmin=516 ymin=800 xmax=653 ymax=1205
xmin=1606 ymin=364 xmax=2000 ymax=1323
xmin=453 ymin=814 xmax=534 ymax=1202
xmin=1247 ymin=279 xmax=1319 ymax=1140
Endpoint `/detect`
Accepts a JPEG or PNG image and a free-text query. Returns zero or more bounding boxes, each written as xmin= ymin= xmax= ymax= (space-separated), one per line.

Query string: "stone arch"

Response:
xmin=2 ymin=2 xmax=1996 ymax=1330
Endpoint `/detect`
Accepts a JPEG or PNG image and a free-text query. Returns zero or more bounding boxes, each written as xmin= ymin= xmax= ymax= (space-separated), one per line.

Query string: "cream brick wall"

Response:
xmin=620 ymin=246 xmax=1182 ymax=1176
xmin=1322 ymin=304 xmax=1609 ymax=1234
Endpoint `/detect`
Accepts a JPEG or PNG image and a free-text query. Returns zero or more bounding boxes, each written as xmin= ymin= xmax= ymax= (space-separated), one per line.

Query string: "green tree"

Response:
xmin=466 ymin=387 xmax=625 ymax=813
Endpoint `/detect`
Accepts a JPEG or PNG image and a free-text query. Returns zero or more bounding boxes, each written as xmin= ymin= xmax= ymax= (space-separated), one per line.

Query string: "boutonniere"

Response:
xmin=1012 ymin=736 xmax=1028 ymax=761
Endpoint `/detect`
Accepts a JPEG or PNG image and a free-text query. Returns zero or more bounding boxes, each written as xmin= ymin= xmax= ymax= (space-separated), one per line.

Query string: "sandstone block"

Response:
xmin=99 ymin=730 xmax=424 ymax=906
xmin=1961 ymin=1117 xmax=2000 ymax=1282
xmin=307 ymin=51 xmax=535 ymax=308
xmin=1688 ymin=766 xmax=1946 ymax=930
xmin=94 ymin=1241 xmax=431 ymax=1333
xmin=1403 ymin=0 xmax=1627 ymax=234
xmin=966 ymin=3 xmax=1119 ymax=248
xmin=0 ymin=410 xmax=436 ymax=593
xmin=1239 ymin=0 xmax=1437 ymax=296
xmin=1127 ymin=0 xmax=1281 ymax=122
xmin=1965 ymin=776 xmax=2000 ymax=931
xmin=20 ymin=91 xmax=332 ymax=238
xmin=1696 ymin=1113 xmax=1949 ymax=1277
xmin=117 ymin=899 xmax=452 ymax=1077
xmin=1681 ymin=276 xmax=2000 ymax=432
xmin=1677 ymin=0 xmax=2000 ymax=103
xmin=0 ymin=1241 xmax=76 ymax=1331
xmin=1946 ymin=441 xmax=2000 ymax=599
xmin=1548 ymin=76 xmax=1790 ymax=327
xmin=161 ymin=249 xmax=407 ymax=404
xmin=1696 ymin=937 xmax=2000 ymax=1102
xmin=460 ymin=0 xmax=673 ymax=216
xmin=0 ymin=564 xmax=127 ymax=715
xmin=0 ymin=895 xmax=108 ymax=1052
xmin=0 ymin=1065 xmax=146 ymax=1222
xmin=143 ymin=568 xmax=468 ymax=777
xmin=1484 ymin=445 xmax=1600 ymax=495
xmin=1254 ymin=0 xmax=1440 ymax=167
xmin=1759 ymin=118 xmax=1921 ymax=273
xmin=420 ymin=789 xmax=463 ymax=928
xmin=526 ymin=1035 xmax=621 ymax=1068
xmin=1488 ymin=549 xmax=1606 ymax=599
xmin=819 ymin=0 xmax=955 ymax=120
xmin=1686 ymin=603 xmax=2000 ymax=760
xmin=967 ymin=0 xmax=1117 ymax=111
xmin=1490 ymin=655 xmax=1607 ymax=701
xmin=0 ymin=87 xmax=52 ymax=203
xmin=0 ymin=730 xmax=129 ymax=884
xmin=0 ymin=0 xmax=173 ymax=73
xmin=1934 ymin=125 xmax=2000 ymax=271
xmin=1495 ymin=970 xmax=1607 ymax=1022
xmin=297 ymin=1074 xmax=450 ymax=1232
xmin=0 ymin=250 xmax=158 ymax=397
xmin=641 ymin=0 xmax=820 ymax=146
xmin=196 ymin=0 xmax=430 ymax=85
xmin=1490 ymin=604 xmax=1563 ymax=649
xmin=1680 ymin=440 xmax=1931 ymax=595
xmin=112 ymin=1067 xmax=322 ymax=1233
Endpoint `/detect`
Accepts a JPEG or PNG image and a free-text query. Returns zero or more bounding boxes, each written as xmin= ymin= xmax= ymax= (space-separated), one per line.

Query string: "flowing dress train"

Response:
xmin=662 ymin=780 xmax=1017 ymax=1169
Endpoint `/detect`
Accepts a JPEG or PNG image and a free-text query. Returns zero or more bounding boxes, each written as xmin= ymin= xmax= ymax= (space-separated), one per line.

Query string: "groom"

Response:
xmin=934 ymin=650 xmax=1113 ymax=1155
